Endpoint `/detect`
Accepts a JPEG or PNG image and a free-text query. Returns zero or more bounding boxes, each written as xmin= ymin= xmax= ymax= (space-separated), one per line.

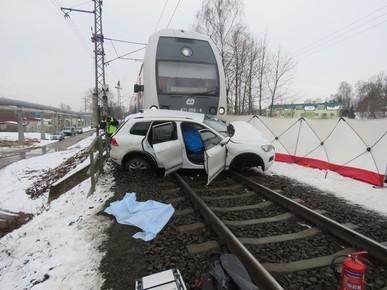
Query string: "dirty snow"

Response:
xmin=0 ymin=135 xmax=95 ymax=214
xmin=0 ymin=133 xmax=114 ymax=289
xmin=268 ymin=162 xmax=387 ymax=217
xmin=0 ymin=175 xmax=114 ymax=290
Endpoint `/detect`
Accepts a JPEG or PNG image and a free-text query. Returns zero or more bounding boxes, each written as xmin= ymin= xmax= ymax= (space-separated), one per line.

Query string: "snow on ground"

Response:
xmin=0 ymin=173 xmax=114 ymax=290
xmin=0 ymin=134 xmax=95 ymax=214
xmin=268 ymin=162 xmax=387 ymax=217
xmin=0 ymin=132 xmax=56 ymax=148
xmin=0 ymin=133 xmax=115 ymax=289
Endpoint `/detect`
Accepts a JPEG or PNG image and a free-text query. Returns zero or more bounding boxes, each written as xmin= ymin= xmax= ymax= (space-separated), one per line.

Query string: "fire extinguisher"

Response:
xmin=335 ymin=251 xmax=369 ymax=290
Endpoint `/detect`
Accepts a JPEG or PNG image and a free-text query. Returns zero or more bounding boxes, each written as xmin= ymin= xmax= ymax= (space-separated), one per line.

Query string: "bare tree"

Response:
xmin=356 ymin=73 xmax=387 ymax=118
xmin=267 ymin=48 xmax=296 ymax=117
xmin=334 ymin=81 xmax=355 ymax=117
xmin=256 ymin=35 xmax=268 ymax=115
xmin=59 ymin=103 xmax=72 ymax=111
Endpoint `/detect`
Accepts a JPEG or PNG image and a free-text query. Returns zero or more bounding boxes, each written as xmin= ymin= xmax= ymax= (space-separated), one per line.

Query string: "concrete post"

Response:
xmin=40 ymin=111 xmax=46 ymax=140
xmin=55 ymin=112 xmax=59 ymax=132
xmin=17 ymin=108 xmax=25 ymax=145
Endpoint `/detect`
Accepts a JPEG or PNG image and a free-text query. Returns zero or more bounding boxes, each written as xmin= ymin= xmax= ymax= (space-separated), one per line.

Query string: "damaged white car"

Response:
xmin=110 ymin=110 xmax=275 ymax=184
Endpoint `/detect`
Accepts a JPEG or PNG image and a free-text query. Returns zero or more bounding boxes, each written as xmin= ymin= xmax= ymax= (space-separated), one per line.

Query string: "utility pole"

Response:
xmin=60 ymin=0 xmax=107 ymax=129
xmin=115 ymin=81 xmax=122 ymax=120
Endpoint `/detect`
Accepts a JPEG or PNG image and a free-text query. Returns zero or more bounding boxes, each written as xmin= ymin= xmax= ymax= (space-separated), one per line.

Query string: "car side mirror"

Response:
xmin=220 ymin=138 xmax=230 ymax=146
xmin=227 ymin=124 xmax=235 ymax=137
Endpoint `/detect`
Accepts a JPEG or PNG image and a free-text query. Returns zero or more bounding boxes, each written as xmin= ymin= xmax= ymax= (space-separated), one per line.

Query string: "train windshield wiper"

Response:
xmin=193 ymin=90 xmax=217 ymax=96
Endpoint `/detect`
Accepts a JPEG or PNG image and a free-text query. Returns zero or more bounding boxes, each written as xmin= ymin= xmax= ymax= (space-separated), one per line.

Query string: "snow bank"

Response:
xmin=268 ymin=162 xmax=387 ymax=217
xmin=0 ymin=135 xmax=95 ymax=214
xmin=0 ymin=132 xmax=55 ymax=147
xmin=0 ymin=174 xmax=114 ymax=290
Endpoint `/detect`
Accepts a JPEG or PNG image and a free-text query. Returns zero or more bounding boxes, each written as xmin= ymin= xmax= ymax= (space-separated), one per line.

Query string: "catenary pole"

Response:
xmin=60 ymin=0 xmax=107 ymax=130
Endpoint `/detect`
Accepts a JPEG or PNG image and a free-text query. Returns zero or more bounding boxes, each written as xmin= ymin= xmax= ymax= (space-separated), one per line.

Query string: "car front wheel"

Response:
xmin=124 ymin=157 xmax=151 ymax=173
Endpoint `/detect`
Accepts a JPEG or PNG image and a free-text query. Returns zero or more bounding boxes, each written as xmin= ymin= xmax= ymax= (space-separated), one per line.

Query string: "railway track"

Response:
xmin=166 ymin=171 xmax=387 ymax=289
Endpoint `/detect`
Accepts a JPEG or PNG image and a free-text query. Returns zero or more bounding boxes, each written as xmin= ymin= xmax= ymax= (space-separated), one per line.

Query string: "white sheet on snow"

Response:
xmin=104 ymin=192 xmax=175 ymax=241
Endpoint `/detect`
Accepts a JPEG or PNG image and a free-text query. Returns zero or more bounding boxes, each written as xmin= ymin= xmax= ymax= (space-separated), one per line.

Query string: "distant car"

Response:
xmin=50 ymin=132 xmax=64 ymax=141
xmin=75 ymin=127 xmax=83 ymax=134
xmin=110 ymin=109 xmax=275 ymax=184
xmin=62 ymin=127 xmax=75 ymax=136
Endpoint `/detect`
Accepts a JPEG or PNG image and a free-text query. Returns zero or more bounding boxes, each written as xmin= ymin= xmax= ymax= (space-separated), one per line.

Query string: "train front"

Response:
xmin=143 ymin=29 xmax=227 ymax=116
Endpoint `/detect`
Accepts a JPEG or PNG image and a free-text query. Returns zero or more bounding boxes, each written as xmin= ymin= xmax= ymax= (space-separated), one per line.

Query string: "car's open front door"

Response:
xmin=204 ymin=144 xmax=227 ymax=184
xmin=198 ymin=126 xmax=227 ymax=185
xmin=151 ymin=122 xmax=183 ymax=175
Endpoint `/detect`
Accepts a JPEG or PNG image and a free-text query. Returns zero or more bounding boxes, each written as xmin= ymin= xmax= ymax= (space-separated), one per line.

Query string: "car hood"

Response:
xmin=229 ymin=121 xmax=270 ymax=144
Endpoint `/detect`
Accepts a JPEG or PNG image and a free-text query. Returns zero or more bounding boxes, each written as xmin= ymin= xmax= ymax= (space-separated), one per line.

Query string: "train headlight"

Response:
xmin=181 ymin=47 xmax=193 ymax=57
xmin=218 ymin=107 xmax=225 ymax=115
xmin=149 ymin=105 xmax=158 ymax=110
xmin=209 ymin=107 xmax=217 ymax=115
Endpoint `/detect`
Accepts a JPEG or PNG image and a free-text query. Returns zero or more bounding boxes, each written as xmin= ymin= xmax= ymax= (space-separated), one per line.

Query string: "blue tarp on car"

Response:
xmin=104 ymin=192 xmax=175 ymax=241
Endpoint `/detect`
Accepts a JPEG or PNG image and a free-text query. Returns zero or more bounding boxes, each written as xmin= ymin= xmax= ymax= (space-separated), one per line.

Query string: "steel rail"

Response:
xmin=173 ymin=173 xmax=284 ymax=290
xmin=230 ymin=170 xmax=387 ymax=265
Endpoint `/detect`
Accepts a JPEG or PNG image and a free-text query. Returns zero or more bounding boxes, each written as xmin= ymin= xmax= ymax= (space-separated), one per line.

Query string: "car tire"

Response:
xmin=124 ymin=156 xmax=151 ymax=173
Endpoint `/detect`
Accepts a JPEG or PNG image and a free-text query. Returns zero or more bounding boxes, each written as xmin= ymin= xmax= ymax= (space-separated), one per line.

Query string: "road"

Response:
xmin=0 ymin=130 xmax=95 ymax=170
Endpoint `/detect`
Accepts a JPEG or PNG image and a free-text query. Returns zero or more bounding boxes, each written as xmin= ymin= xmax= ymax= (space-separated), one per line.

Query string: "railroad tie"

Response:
xmin=186 ymin=241 xmax=220 ymax=254
xmin=262 ymin=248 xmax=353 ymax=273
xmin=201 ymin=191 xmax=255 ymax=201
xmin=238 ymin=222 xmax=358 ymax=245
xmin=239 ymin=228 xmax=322 ymax=245
xmin=160 ymin=187 xmax=180 ymax=195
xmin=223 ymin=212 xmax=294 ymax=226
xmin=210 ymin=201 xmax=272 ymax=212
xmin=174 ymin=208 xmax=194 ymax=216
xmin=194 ymin=184 xmax=244 ymax=193
xmin=177 ymin=222 xmax=205 ymax=233
xmin=166 ymin=197 xmax=185 ymax=204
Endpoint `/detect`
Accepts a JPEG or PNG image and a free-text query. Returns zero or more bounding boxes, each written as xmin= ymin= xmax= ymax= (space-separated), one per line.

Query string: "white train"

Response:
xmin=130 ymin=29 xmax=227 ymax=116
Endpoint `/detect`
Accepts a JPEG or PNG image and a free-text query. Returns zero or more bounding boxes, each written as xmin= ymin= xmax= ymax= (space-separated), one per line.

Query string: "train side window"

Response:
xmin=149 ymin=122 xmax=177 ymax=145
xmin=130 ymin=122 xmax=151 ymax=136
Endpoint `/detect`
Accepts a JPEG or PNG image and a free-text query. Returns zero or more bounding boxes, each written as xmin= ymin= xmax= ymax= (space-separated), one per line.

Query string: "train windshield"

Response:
xmin=157 ymin=61 xmax=218 ymax=96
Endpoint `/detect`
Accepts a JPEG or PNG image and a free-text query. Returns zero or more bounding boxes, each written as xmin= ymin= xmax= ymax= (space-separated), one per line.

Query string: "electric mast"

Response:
xmin=60 ymin=0 xmax=108 ymax=129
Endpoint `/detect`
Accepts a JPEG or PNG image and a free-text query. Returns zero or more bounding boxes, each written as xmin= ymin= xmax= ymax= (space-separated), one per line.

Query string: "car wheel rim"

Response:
xmin=128 ymin=160 xmax=148 ymax=171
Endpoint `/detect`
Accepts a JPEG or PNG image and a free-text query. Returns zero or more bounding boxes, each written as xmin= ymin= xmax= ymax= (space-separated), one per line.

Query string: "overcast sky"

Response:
xmin=1 ymin=0 xmax=386 ymax=111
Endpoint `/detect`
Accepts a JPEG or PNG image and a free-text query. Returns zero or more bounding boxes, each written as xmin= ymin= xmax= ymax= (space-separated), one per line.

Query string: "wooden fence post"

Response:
xmin=89 ymin=150 xmax=95 ymax=196
xmin=98 ymin=136 xmax=104 ymax=174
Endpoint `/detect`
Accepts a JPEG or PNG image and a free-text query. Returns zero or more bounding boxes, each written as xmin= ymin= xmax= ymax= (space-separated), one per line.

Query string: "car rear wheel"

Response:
xmin=124 ymin=157 xmax=151 ymax=173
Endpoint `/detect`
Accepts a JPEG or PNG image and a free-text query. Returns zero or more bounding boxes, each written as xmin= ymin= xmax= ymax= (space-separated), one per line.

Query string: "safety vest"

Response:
xmin=107 ymin=123 xmax=117 ymax=135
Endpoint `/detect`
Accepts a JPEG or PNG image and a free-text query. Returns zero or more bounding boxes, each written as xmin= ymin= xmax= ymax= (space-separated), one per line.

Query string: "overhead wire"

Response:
xmin=166 ymin=0 xmax=182 ymax=28
xmin=70 ymin=0 xmax=92 ymax=9
xmin=105 ymin=46 xmax=146 ymax=65
xmin=154 ymin=0 xmax=170 ymax=31
xmin=49 ymin=0 xmax=93 ymax=57
xmin=295 ymin=15 xmax=387 ymax=60
xmin=293 ymin=5 xmax=387 ymax=60
xmin=293 ymin=5 xmax=387 ymax=56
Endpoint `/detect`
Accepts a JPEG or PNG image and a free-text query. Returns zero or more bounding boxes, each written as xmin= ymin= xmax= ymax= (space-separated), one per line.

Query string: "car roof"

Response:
xmin=126 ymin=109 xmax=205 ymax=122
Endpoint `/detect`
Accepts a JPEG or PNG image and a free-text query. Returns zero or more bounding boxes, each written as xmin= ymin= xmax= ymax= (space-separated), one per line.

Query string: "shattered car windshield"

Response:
xmin=203 ymin=115 xmax=229 ymax=137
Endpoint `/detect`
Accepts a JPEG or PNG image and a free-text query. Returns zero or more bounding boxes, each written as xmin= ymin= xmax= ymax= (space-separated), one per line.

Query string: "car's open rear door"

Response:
xmin=153 ymin=139 xmax=183 ymax=175
xmin=204 ymin=144 xmax=227 ymax=185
